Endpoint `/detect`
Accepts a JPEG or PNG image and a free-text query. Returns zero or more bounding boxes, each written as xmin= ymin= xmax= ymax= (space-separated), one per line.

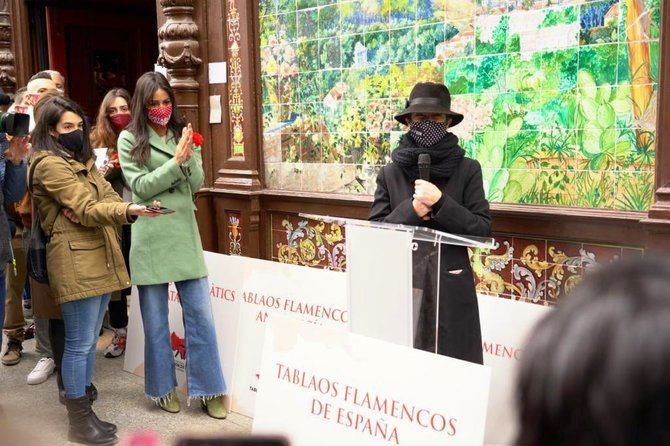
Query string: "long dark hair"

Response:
xmin=127 ymin=72 xmax=184 ymax=166
xmin=90 ymin=88 xmax=131 ymax=152
xmin=30 ymin=95 xmax=92 ymax=164
xmin=516 ymin=256 xmax=670 ymax=446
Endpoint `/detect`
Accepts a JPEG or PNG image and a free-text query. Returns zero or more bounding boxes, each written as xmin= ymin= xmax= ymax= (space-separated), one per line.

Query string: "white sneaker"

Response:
xmin=27 ymin=357 xmax=55 ymax=385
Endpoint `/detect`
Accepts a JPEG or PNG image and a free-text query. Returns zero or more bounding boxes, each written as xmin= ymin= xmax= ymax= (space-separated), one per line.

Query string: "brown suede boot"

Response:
xmin=1 ymin=340 xmax=22 ymax=366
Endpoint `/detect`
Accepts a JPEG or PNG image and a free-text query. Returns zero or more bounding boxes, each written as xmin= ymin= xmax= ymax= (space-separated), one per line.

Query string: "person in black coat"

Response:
xmin=369 ymin=82 xmax=491 ymax=364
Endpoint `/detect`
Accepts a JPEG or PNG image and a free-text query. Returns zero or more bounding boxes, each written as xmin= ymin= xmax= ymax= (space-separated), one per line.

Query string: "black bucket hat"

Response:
xmin=394 ymin=82 xmax=464 ymax=127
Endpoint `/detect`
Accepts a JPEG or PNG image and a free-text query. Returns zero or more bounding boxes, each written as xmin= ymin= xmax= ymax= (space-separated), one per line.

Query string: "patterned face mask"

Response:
xmin=409 ymin=120 xmax=448 ymax=148
xmin=147 ymin=104 xmax=173 ymax=127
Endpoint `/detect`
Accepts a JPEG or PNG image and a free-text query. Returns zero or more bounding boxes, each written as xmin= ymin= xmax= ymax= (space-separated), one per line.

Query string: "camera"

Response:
xmin=0 ymin=92 xmax=29 ymax=136
xmin=0 ymin=112 xmax=30 ymax=136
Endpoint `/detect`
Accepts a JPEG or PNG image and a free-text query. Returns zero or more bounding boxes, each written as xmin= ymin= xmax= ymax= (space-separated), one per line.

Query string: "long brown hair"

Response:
xmin=90 ymin=88 xmax=131 ymax=152
xmin=127 ymin=72 xmax=184 ymax=166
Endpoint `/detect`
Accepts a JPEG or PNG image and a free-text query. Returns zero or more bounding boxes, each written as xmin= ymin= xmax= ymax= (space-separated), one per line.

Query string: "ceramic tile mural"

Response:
xmin=271 ymin=213 xmax=347 ymax=270
xmin=471 ymin=235 xmax=644 ymax=305
xmin=260 ymin=0 xmax=661 ymax=210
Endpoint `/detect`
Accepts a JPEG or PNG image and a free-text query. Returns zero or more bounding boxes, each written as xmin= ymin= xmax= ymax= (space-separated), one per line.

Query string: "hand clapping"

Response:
xmin=175 ymin=123 xmax=193 ymax=166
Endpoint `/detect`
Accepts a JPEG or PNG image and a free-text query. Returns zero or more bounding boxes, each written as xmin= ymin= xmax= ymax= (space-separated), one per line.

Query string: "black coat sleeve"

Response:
xmin=431 ymin=160 xmax=491 ymax=237
xmin=104 ymin=165 xmax=122 ymax=183
xmin=369 ymin=167 xmax=423 ymax=226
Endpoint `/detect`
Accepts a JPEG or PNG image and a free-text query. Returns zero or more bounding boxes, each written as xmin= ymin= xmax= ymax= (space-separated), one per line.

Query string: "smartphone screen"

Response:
xmin=146 ymin=206 xmax=175 ymax=215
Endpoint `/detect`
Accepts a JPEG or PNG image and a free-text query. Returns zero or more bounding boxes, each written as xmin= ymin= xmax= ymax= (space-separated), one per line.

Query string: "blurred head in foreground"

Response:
xmin=516 ymin=256 xmax=670 ymax=446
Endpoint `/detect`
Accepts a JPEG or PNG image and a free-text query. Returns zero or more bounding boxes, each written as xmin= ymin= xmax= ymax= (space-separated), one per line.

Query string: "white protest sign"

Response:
xmin=124 ymin=285 xmax=190 ymax=390
xmin=230 ymin=261 xmax=347 ymax=416
xmin=253 ymin=317 xmax=491 ymax=446
xmin=124 ymin=252 xmax=347 ymax=415
xmin=478 ymin=295 xmax=551 ymax=445
xmin=124 ymin=252 xmax=245 ymax=402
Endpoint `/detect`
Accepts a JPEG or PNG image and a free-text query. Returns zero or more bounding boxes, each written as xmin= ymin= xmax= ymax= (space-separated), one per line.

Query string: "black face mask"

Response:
xmin=409 ymin=120 xmax=448 ymax=148
xmin=57 ymin=129 xmax=84 ymax=153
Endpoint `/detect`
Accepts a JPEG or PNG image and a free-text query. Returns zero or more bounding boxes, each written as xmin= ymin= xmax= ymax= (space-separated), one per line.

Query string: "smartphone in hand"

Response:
xmin=146 ymin=206 xmax=175 ymax=215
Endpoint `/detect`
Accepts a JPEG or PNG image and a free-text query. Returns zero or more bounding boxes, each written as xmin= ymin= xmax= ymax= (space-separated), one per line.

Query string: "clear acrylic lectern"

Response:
xmin=302 ymin=214 xmax=494 ymax=354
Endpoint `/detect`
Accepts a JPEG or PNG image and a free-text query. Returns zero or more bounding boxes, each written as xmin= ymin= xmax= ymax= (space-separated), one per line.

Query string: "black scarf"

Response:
xmin=391 ymin=132 xmax=465 ymax=181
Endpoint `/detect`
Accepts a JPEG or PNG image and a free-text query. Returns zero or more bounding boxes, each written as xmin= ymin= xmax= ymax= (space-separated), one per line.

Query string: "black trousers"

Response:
xmin=107 ymin=224 xmax=131 ymax=329
xmin=107 ymin=294 xmax=128 ymax=329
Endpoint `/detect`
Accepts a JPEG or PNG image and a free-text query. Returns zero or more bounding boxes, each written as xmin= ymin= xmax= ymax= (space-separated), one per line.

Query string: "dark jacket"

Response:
xmin=369 ymin=157 xmax=491 ymax=364
xmin=104 ymin=164 xmax=128 ymax=197
xmin=0 ymin=135 xmax=27 ymax=267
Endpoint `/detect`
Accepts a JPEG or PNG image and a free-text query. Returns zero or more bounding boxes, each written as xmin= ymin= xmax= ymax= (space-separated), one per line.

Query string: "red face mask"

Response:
xmin=147 ymin=105 xmax=173 ymax=127
xmin=109 ymin=113 xmax=131 ymax=132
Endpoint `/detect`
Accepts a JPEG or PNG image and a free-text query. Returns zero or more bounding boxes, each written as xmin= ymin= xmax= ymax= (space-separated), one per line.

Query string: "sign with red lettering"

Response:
xmin=124 ymin=252 xmax=244 ymax=400
xmin=478 ymin=295 xmax=551 ymax=445
xmin=253 ymin=317 xmax=491 ymax=446
xmin=124 ymin=252 xmax=347 ymax=416
xmin=230 ymin=263 xmax=347 ymax=416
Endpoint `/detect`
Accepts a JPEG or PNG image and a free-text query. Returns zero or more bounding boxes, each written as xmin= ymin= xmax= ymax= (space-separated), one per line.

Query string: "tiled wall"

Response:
xmin=227 ymin=211 xmax=243 ymax=255
xmin=270 ymin=212 xmax=644 ymax=304
xmin=271 ymin=213 xmax=347 ymax=271
xmin=260 ymin=0 xmax=660 ymax=210
xmin=471 ymin=235 xmax=643 ymax=305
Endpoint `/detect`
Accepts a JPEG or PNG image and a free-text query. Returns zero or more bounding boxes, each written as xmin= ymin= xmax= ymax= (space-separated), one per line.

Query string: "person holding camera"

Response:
xmin=30 ymin=95 xmax=158 ymax=445
xmin=118 ymin=72 xmax=227 ymax=418
xmin=0 ymin=133 xmax=30 ymax=350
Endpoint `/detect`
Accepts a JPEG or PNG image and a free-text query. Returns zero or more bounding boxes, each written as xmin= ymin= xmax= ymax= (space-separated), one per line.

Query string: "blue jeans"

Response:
xmin=60 ymin=294 xmax=111 ymax=398
xmin=138 ymin=277 xmax=226 ymax=400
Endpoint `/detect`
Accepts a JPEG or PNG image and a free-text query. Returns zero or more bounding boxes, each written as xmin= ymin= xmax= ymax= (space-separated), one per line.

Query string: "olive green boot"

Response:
xmin=158 ymin=390 xmax=181 ymax=414
xmin=201 ymin=396 xmax=228 ymax=419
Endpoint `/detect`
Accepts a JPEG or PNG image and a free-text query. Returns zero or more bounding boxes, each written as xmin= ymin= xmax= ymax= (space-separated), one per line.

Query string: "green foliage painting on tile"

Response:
xmin=260 ymin=0 xmax=660 ymax=210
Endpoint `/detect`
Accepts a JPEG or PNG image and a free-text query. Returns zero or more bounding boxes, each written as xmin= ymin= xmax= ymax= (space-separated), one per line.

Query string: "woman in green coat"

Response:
xmin=118 ymin=72 xmax=227 ymax=419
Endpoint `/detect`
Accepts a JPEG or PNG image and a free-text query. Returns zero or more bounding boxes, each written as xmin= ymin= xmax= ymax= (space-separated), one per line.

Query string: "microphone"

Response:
xmin=418 ymin=153 xmax=431 ymax=182
xmin=417 ymin=154 xmax=431 ymax=221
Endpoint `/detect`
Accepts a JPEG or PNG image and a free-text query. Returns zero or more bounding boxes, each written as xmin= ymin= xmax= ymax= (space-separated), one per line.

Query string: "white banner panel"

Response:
xmin=124 ymin=252 xmax=347 ymax=415
xmin=478 ymin=295 xmax=551 ymax=445
xmin=230 ymin=261 xmax=347 ymax=416
xmin=124 ymin=252 xmax=244 ymax=401
xmin=253 ymin=317 xmax=491 ymax=446
xmin=346 ymin=224 xmax=413 ymax=347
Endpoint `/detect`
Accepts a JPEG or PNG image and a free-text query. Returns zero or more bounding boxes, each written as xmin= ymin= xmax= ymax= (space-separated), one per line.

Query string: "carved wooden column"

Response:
xmin=0 ymin=0 xmax=16 ymax=95
xmin=156 ymin=0 xmax=201 ymax=127
xmin=641 ymin=0 xmax=670 ymax=250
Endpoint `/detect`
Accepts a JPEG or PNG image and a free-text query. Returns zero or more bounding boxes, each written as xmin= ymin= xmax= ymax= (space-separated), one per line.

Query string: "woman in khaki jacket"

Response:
xmin=30 ymin=96 xmax=157 ymax=446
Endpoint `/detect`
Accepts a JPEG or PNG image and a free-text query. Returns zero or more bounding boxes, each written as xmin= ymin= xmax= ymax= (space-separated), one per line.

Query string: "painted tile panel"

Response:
xmin=260 ymin=0 xmax=660 ymax=210
xmin=269 ymin=212 xmax=645 ymax=305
